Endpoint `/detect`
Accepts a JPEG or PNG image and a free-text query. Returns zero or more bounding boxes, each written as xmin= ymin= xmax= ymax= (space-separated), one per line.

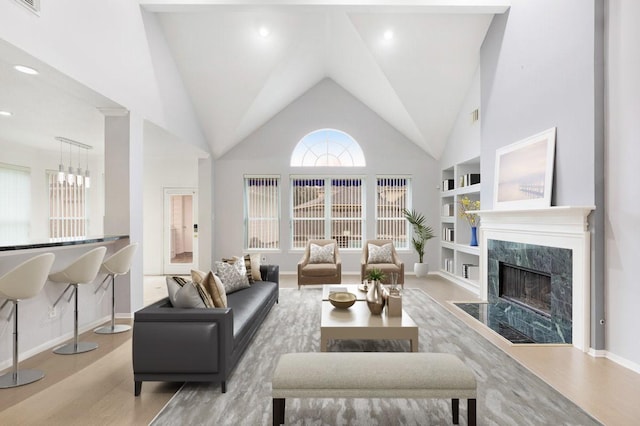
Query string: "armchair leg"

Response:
xmin=134 ymin=381 xmax=142 ymax=396
xmin=221 ymin=381 xmax=226 ymax=393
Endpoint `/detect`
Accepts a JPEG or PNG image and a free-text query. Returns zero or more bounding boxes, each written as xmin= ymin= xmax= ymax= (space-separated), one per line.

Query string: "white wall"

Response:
xmin=215 ymin=78 xmax=440 ymax=274
xmin=0 ymin=139 xmax=104 ymax=239
xmin=605 ymin=0 xmax=640 ymax=370
xmin=440 ymin=67 xmax=482 ymax=170
xmin=0 ymin=1 xmax=208 ymax=154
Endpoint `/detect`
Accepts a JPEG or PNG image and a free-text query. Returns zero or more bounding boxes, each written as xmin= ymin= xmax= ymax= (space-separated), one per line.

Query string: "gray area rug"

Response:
xmin=152 ymin=288 xmax=600 ymax=425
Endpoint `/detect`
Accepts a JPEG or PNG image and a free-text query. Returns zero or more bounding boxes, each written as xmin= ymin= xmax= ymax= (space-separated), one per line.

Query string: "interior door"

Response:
xmin=163 ymin=188 xmax=198 ymax=275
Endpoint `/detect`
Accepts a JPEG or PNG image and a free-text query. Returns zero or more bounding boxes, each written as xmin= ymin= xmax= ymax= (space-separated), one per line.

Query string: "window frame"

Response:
xmin=290 ymin=175 xmax=366 ymax=250
xmin=243 ymin=175 xmax=281 ymax=251
xmin=47 ymin=169 xmax=88 ymax=239
xmin=290 ymin=128 xmax=366 ymax=167
xmin=375 ymin=175 xmax=412 ymax=250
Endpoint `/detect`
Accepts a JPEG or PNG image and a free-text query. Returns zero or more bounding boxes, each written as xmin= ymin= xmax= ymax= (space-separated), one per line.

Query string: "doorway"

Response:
xmin=163 ymin=188 xmax=198 ymax=275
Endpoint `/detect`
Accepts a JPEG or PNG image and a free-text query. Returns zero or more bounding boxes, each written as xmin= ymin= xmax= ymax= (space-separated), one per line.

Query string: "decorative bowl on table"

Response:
xmin=328 ymin=292 xmax=357 ymax=309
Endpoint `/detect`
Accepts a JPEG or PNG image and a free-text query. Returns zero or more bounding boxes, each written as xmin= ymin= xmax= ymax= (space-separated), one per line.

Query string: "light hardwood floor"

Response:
xmin=1 ymin=273 xmax=638 ymax=425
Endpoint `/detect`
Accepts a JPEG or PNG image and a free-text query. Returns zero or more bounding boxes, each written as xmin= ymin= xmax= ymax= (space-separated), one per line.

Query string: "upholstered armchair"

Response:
xmin=361 ymin=239 xmax=404 ymax=286
xmin=297 ymin=239 xmax=341 ymax=289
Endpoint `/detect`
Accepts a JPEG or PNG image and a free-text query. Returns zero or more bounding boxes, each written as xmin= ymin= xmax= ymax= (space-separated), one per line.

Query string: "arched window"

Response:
xmin=290 ymin=129 xmax=365 ymax=167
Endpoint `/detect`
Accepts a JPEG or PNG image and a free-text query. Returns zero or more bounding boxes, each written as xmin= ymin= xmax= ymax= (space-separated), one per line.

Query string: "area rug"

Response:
xmin=151 ymin=288 xmax=600 ymax=425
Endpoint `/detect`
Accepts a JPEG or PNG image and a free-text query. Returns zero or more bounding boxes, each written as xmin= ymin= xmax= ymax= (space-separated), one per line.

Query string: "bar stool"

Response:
xmin=0 ymin=253 xmax=55 ymax=388
xmin=94 ymin=243 xmax=137 ymax=334
xmin=49 ymin=246 xmax=106 ymax=355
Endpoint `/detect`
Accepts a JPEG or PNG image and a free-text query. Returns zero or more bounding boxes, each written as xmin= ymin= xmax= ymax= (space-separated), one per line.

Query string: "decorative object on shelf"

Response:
xmin=402 ymin=208 xmax=435 ymax=278
xmin=387 ymin=293 xmax=402 ymax=316
xmin=470 ymin=226 xmax=478 ymax=247
xmin=328 ymin=292 xmax=356 ymax=309
xmin=459 ymin=196 xmax=480 ymax=246
xmin=494 ymin=127 xmax=556 ymax=210
xmin=365 ymin=268 xmax=386 ymax=315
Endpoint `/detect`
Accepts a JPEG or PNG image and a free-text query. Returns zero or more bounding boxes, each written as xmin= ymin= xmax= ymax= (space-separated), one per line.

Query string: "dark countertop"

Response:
xmin=0 ymin=235 xmax=129 ymax=252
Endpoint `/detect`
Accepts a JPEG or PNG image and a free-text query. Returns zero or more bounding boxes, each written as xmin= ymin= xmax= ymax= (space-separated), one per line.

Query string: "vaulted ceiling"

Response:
xmin=148 ymin=3 xmax=503 ymax=159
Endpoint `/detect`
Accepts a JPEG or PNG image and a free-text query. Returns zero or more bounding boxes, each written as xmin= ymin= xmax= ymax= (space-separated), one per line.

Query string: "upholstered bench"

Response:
xmin=271 ymin=352 xmax=477 ymax=426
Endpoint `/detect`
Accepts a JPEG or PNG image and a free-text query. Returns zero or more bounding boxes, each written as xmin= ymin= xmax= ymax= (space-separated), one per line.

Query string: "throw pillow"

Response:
xmin=249 ymin=253 xmax=262 ymax=281
xmin=173 ymin=280 xmax=214 ymax=308
xmin=203 ymin=271 xmax=227 ymax=308
xmin=166 ymin=276 xmax=185 ymax=305
xmin=309 ymin=243 xmax=334 ymax=264
xmin=215 ymin=260 xmax=251 ymax=294
xmin=243 ymin=254 xmax=255 ymax=284
xmin=190 ymin=269 xmax=207 ymax=284
xmin=368 ymin=243 xmax=393 ymax=264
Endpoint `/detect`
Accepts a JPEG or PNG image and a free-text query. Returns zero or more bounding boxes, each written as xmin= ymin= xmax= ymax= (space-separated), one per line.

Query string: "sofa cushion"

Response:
xmin=368 ymin=243 xmax=393 ymax=263
xmin=249 ymin=253 xmax=262 ymax=281
xmin=174 ymin=281 xmax=215 ymax=308
xmin=226 ymin=280 xmax=278 ymax=340
xmin=301 ymin=263 xmax=339 ymax=277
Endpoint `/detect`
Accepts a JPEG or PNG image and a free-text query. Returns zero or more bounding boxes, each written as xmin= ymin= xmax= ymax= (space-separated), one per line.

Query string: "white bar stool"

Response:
xmin=94 ymin=243 xmax=137 ymax=334
xmin=0 ymin=253 xmax=55 ymax=388
xmin=49 ymin=246 xmax=106 ymax=355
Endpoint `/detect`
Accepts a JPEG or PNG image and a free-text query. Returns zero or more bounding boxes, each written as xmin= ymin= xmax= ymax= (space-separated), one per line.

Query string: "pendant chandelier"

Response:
xmin=55 ymin=137 xmax=92 ymax=188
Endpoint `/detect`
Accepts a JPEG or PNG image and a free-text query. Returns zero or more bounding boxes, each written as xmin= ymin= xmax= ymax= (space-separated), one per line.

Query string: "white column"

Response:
xmin=103 ymin=109 xmax=144 ymax=315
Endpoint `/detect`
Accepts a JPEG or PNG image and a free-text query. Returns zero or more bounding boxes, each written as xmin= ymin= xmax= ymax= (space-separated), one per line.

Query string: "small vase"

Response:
xmin=470 ymin=226 xmax=478 ymax=246
xmin=366 ymin=280 xmax=386 ymax=315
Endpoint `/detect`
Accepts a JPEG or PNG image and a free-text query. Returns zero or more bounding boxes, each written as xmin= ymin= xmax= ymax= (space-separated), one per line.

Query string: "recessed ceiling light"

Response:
xmin=14 ymin=64 xmax=39 ymax=75
xmin=258 ymin=26 xmax=270 ymax=38
xmin=383 ymin=30 xmax=394 ymax=41
xmin=0 ymin=111 xmax=12 ymax=117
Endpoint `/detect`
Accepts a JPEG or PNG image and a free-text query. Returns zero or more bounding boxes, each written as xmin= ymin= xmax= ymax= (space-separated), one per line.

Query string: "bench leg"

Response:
xmin=134 ymin=381 xmax=142 ymax=396
xmin=468 ymin=399 xmax=476 ymax=426
xmin=273 ymin=398 xmax=285 ymax=425
xmin=452 ymin=398 xmax=459 ymax=424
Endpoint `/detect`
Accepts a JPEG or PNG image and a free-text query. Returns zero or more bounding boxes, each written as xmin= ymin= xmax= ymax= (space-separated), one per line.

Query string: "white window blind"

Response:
xmin=291 ymin=177 xmax=364 ymax=249
xmin=48 ymin=171 xmax=87 ymax=238
xmin=244 ymin=176 xmax=280 ymax=249
xmin=0 ymin=163 xmax=30 ymax=242
xmin=376 ymin=177 xmax=410 ymax=249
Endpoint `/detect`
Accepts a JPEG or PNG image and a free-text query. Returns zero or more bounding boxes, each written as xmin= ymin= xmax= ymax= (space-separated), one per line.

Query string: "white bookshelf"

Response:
xmin=439 ymin=157 xmax=481 ymax=294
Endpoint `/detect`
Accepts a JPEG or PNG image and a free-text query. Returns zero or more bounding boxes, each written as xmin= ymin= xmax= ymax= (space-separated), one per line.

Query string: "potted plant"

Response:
xmin=365 ymin=268 xmax=386 ymax=284
xmin=403 ymin=208 xmax=435 ymax=278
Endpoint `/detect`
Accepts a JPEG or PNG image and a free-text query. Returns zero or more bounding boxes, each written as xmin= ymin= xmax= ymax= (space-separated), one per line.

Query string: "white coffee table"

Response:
xmin=320 ymin=300 xmax=419 ymax=352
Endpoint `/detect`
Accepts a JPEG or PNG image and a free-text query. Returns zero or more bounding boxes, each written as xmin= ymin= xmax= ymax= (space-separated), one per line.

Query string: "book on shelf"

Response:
xmin=459 ymin=173 xmax=481 ymax=187
xmin=443 ymin=258 xmax=454 ymax=273
xmin=442 ymin=227 xmax=454 ymax=242
xmin=462 ymin=264 xmax=479 ymax=280
xmin=442 ymin=203 xmax=454 ymax=216
xmin=442 ymin=179 xmax=455 ymax=191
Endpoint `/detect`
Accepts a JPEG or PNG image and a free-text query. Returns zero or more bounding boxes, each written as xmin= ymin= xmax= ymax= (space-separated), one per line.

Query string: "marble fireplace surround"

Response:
xmin=476 ymin=206 xmax=594 ymax=352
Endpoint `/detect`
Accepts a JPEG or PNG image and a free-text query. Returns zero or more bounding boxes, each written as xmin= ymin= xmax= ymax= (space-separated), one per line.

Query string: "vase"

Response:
xmin=470 ymin=226 xmax=478 ymax=246
xmin=366 ymin=280 xmax=386 ymax=315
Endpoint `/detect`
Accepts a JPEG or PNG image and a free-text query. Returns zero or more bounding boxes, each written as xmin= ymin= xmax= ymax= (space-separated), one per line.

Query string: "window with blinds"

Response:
xmin=0 ymin=163 xmax=31 ymax=242
xmin=244 ymin=176 xmax=280 ymax=249
xmin=48 ymin=171 xmax=87 ymax=238
xmin=376 ymin=177 xmax=410 ymax=249
xmin=291 ymin=177 xmax=364 ymax=249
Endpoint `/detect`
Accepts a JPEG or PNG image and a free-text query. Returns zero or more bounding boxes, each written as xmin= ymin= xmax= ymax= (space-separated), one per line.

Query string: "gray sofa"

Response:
xmin=132 ymin=265 xmax=279 ymax=395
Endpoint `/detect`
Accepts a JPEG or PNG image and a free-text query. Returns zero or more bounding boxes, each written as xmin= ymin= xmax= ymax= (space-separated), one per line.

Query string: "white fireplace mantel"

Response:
xmin=476 ymin=205 xmax=595 ymax=352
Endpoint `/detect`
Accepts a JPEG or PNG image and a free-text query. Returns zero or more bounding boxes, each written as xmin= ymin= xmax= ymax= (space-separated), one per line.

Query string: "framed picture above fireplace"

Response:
xmin=494 ymin=127 xmax=556 ymax=210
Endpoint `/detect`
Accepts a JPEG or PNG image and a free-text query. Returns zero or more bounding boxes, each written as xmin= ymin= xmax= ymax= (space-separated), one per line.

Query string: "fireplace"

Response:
xmin=487 ymin=240 xmax=572 ymax=344
xmin=475 ymin=206 xmax=593 ymax=351
xmin=499 ymin=262 xmax=551 ymax=317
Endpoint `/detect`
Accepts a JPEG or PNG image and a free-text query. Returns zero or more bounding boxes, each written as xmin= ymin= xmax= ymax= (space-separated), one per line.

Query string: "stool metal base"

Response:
xmin=94 ymin=324 xmax=131 ymax=334
xmin=54 ymin=341 xmax=98 ymax=355
xmin=0 ymin=369 xmax=45 ymax=388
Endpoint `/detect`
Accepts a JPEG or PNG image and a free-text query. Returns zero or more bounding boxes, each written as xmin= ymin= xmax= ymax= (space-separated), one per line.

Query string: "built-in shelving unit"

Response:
xmin=439 ymin=157 xmax=481 ymax=294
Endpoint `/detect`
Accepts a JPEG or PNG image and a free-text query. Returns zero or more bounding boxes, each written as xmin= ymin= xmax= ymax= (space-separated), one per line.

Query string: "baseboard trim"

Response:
xmin=600 ymin=350 xmax=640 ymax=374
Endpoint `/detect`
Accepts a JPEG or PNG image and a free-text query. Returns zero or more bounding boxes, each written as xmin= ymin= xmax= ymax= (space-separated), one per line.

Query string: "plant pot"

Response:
xmin=414 ymin=262 xmax=429 ymax=278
